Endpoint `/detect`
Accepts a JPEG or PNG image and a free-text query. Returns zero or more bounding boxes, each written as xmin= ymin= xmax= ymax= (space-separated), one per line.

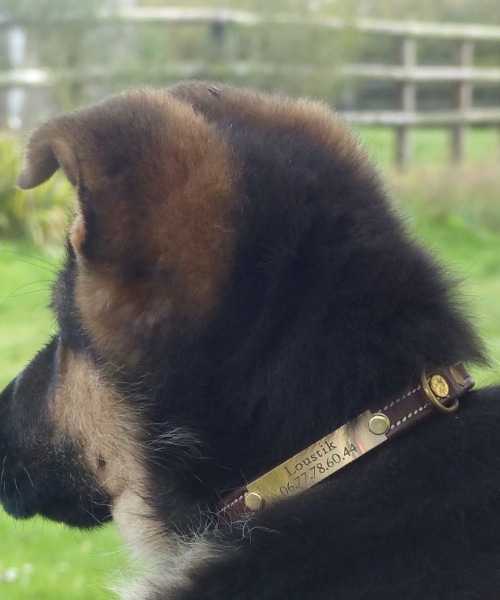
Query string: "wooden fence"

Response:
xmin=2 ymin=8 xmax=500 ymax=168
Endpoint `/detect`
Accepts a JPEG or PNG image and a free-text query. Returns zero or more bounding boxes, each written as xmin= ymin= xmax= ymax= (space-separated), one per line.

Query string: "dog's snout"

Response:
xmin=0 ymin=377 xmax=35 ymax=519
xmin=0 ymin=342 xmax=56 ymax=520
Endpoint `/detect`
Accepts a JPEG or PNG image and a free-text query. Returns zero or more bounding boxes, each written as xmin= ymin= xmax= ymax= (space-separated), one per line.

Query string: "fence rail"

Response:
xmin=2 ymin=8 xmax=500 ymax=167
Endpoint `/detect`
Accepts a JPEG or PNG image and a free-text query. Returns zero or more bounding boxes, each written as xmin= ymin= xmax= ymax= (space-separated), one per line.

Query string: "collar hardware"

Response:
xmin=218 ymin=363 xmax=474 ymax=522
xmin=421 ymin=371 xmax=459 ymax=413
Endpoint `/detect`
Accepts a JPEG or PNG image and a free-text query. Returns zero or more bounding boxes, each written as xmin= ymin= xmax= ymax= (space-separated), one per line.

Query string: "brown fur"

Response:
xmin=19 ymin=89 xmax=238 ymax=363
xmin=51 ymin=347 xmax=145 ymax=499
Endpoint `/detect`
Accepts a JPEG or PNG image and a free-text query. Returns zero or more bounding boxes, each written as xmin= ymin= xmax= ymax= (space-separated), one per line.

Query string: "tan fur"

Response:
xmin=113 ymin=536 xmax=224 ymax=600
xmin=51 ymin=347 xmax=148 ymax=501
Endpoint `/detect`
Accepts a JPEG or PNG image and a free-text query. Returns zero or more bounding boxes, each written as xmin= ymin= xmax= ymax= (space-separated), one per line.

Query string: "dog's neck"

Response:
xmin=218 ymin=363 xmax=474 ymax=522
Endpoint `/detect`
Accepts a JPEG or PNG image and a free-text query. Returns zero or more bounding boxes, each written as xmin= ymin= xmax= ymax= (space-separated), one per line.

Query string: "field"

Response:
xmin=1 ymin=127 xmax=500 ymax=598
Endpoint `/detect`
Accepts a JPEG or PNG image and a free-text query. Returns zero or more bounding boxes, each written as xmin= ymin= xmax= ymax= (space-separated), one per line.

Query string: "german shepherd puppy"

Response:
xmin=1 ymin=82 xmax=500 ymax=600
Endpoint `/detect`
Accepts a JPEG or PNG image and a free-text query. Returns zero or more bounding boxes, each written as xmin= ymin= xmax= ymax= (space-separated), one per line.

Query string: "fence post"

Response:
xmin=6 ymin=25 xmax=26 ymax=130
xmin=451 ymin=40 xmax=474 ymax=164
xmin=209 ymin=19 xmax=237 ymax=64
xmin=210 ymin=19 xmax=226 ymax=58
xmin=396 ymin=35 xmax=417 ymax=169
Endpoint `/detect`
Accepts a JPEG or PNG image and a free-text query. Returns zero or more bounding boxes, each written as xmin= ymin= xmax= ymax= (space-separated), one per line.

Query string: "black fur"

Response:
xmin=1 ymin=83 xmax=500 ymax=599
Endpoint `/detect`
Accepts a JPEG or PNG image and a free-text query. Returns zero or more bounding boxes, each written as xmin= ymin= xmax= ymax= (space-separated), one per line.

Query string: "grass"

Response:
xmin=355 ymin=126 xmax=500 ymax=168
xmin=0 ymin=518 xmax=126 ymax=599
xmin=1 ymin=127 xmax=500 ymax=598
xmin=0 ymin=243 xmax=59 ymax=385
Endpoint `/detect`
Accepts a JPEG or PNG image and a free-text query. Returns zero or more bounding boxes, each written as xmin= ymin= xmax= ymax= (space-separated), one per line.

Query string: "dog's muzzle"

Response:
xmin=0 ymin=341 xmax=112 ymax=528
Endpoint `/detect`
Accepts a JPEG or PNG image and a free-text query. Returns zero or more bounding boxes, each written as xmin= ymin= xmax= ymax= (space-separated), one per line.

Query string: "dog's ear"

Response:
xmin=17 ymin=90 xmax=236 ymax=262
xmin=17 ymin=91 xmax=237 ymax=350
xmin=17 ymin=133 xmax=78 ymax=189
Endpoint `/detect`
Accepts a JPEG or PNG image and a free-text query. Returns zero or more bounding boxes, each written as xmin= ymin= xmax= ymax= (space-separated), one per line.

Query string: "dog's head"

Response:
xmin=0 ymin=83 xmax=484 ymax=548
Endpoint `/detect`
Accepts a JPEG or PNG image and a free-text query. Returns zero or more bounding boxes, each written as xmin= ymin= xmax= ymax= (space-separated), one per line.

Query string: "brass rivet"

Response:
xmin=429 ymin=375 xmax=450 ymax=398
xmin=368 ymin=413 xmax=390 ymax=435
xmin=244 ymin=492 xmax=264 ymax=511
xmin=449 ymin=365 xmax=466 ymax=387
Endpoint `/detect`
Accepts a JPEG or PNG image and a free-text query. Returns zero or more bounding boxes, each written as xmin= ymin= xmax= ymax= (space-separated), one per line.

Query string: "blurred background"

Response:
xmin=0 ymin=1 xmax=499 ymax=598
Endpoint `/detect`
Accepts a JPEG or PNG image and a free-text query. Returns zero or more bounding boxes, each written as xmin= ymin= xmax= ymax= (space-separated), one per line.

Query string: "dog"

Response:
xmin=1 ymin=81 xmax=500 ymax=599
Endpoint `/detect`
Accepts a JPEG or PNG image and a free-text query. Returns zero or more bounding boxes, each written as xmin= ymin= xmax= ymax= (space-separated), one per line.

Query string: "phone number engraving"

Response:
xmin=278 ymin=441 xmax=359 ymax=496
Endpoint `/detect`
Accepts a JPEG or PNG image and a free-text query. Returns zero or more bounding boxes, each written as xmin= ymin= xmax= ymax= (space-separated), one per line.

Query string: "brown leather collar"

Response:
xmin=217 ymin=363 xmax=474 ymax=523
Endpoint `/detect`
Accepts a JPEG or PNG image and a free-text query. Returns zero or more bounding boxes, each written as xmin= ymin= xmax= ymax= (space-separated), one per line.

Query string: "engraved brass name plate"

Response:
xmin=246 ymin=411 xmax=388 ymax=506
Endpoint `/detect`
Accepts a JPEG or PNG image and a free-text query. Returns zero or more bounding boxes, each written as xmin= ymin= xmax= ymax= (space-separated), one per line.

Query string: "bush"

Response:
xmin=0 ymin=136 xmax=71 ymax=246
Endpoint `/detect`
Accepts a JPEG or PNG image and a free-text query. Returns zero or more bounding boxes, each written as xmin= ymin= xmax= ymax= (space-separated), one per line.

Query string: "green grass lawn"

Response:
xmin=0 ymin=126 xmax=499 ymax=598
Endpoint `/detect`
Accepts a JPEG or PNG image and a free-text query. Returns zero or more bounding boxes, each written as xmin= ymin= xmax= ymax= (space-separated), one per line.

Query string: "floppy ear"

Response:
xmin=17 ymin=89 xmax=236 ymax=263
xmin=17 ymin=134 xmax=78 ymax=189
xmin=16 ymin=90 xmax=237 ymax=349
xmin=17 ymin=117 xmax=93 ymax=256
xmin=17 ymin=92 xmax=169 ymax=262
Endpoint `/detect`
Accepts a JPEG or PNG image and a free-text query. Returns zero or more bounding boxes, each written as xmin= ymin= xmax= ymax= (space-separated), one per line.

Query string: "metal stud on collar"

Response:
xmin=421 ymin=371 xmax=459 ymax=414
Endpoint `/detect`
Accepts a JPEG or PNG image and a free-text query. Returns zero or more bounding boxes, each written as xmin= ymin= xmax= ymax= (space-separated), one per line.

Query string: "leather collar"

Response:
xmin=217 ymin=363 xmax=474 ymax=523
